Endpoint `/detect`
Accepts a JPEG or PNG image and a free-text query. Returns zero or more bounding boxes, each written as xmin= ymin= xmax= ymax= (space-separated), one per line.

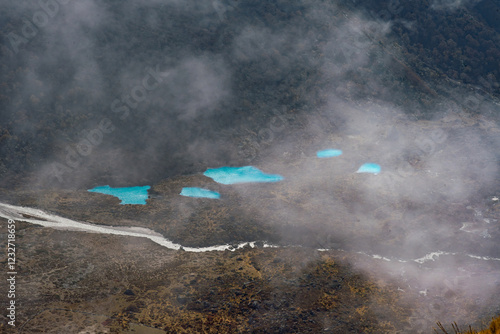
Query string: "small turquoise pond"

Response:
xmin=180 ymin=187 xmax=220 ymax=199
xmin=356 ymin=163 xmax=381 ymax=174
xmin=203 ymin=166 xmax=284 ymax=185
xmin=88 ymin=185 xmax=151 ymax=205
xmin=317 ymin=149 xmax=343 ymax=158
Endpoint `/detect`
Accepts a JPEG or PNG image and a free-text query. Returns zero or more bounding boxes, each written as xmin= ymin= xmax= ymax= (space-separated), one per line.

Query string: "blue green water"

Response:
xmin=180 ymin=187 xmax=221 ymax=199
xmin=203 ymin=166 xmax=284 ymax=185
xmin=88 ymin=154 xmax=378 ymax=203
xmin=356 ymin=163 xmax=381 ymax=174
xmin=317 ymin=149 xmax=343 ymax=158
xmin=88 ymin=185 xmax=151 ymax=205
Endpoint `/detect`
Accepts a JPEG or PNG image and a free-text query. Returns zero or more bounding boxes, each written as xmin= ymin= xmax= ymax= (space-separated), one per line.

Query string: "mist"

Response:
xmin=1 ymin=0 xmax=500 ymax=331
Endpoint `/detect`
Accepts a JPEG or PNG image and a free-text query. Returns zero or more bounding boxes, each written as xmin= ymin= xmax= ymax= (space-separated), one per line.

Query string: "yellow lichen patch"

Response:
xmin=356 ymin=306 xmax=368 ymax=317
xmin=348 ymin=281 xmax=374 ymax=297
xmin=317 ymin=292 xmax=337 ymax=310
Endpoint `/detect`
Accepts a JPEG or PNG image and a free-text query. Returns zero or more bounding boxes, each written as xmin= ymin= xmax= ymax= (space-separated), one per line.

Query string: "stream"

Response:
xmin=1 ymin=201 xmax=499 ymax=262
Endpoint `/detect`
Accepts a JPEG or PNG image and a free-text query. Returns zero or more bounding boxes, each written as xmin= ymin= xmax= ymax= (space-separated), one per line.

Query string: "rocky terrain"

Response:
xmin=1 ymin=0 xmax=500 ymax=332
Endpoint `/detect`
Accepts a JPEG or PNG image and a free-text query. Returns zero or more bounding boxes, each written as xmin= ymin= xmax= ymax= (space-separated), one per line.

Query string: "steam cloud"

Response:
xmin=1 ymin=0 xmax=500 ymax=331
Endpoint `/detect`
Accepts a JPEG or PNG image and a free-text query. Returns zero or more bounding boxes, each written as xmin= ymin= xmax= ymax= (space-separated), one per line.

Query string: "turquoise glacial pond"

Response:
xmin=180 ymin=187 xmax=221 ymax=199
xmin=356 ymin=163 xmax=381 ymax=174
xmin=317 ymin=149 xmax=343 ymax=158
xmin=203 ymin=166 xmax=284 ymax=185
xmin=88 ymin=185 xmax=151 ymax=205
